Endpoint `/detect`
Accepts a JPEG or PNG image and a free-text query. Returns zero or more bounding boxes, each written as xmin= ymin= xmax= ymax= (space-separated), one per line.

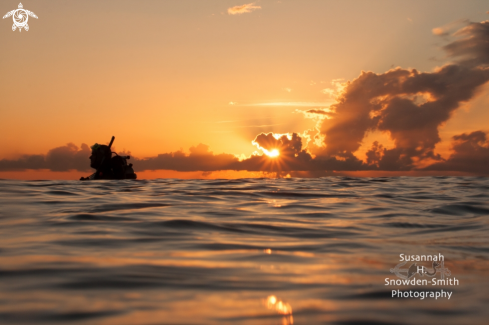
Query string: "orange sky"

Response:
xmin=1 ymin=1 xmax=489 ymax=179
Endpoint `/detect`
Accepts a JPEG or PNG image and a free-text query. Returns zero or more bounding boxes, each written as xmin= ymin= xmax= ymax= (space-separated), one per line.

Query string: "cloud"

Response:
xmin=443 ymin=20 xmax=489 ymax=67
xmin=46 ymin=143 xmax=91 ymax=171
xmin=431 ymin=19 xmax=468 ymax=37
xmin=253 ymin=132 xmax=302 ymax=155
xmin=423 ymin=131 xmax=489 ymax=174
xmin=135 ymin=144 xmax=238 ymax=172
xmin=432 ymin=27 xmax=447 ymax=36
xmin=249 ymin=102 xmax=334 ymax=107
xmin=227 ymin=3 xmax=261 ymax=15
xmin=0 ymin=143 xmax=240 ymax=173
xmin=0 ymin=135 xmax=361 ymax=174
xmin=236 ymin=132 xmax=364 ymax=172
xmin=321 ymin=79 xmax=346 ymax=98
xmin=364 ymin=141 xmax=385 ymax=167
xmin=306 ymin=109 xmax=330 ymax=115
xmin=296 ymin=108 xmax=333 ymax=120
xmin=319 ymin=65 xmax=489 ymax=169
xmin=2 ymin=130 xmax=488 ymax=175
xmin=0 ymin=143 xmax=91 ymax=172
xmin=313 ymin=19 xmax=489 ymax=171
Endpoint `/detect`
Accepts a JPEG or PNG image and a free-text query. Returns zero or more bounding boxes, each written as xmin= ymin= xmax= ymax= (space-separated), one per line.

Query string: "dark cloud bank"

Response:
xmin=2 ymin=20 xmax=489 ymax=176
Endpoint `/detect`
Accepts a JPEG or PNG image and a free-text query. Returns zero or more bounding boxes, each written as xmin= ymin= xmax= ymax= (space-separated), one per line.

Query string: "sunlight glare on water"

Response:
xmin=0 ymin=177 xmax=488 ymax=324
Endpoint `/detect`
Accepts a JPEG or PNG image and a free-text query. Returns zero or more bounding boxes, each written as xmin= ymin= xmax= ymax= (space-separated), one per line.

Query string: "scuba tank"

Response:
xmin=80 ymin=136 xmax=137 ymax=180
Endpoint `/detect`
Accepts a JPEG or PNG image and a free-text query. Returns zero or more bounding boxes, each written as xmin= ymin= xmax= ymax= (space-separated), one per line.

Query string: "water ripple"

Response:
xmin=0 ymin=177 xmax=488 ymax=324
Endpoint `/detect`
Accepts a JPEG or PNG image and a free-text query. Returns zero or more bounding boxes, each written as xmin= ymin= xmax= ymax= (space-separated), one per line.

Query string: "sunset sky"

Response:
xmin=1 ymin=0 xmax=489 ymax=179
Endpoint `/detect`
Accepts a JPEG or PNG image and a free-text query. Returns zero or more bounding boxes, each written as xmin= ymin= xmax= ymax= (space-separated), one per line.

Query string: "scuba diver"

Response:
xmin=80 ymin=136 xmax=137 ymax=180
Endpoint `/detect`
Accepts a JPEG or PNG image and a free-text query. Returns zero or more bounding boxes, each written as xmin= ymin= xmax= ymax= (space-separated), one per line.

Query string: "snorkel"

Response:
xmin=90 ymin=136 xmax=115 ymax=177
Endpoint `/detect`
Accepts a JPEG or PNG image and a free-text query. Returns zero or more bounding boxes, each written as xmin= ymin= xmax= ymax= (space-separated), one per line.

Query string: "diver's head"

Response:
xmin=89 ymin=143 xmax=111 ymax=169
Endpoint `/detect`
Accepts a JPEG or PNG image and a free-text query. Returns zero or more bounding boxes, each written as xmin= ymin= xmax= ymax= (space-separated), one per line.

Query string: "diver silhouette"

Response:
xmin=80 ymin=136 xmax=137 ymax=180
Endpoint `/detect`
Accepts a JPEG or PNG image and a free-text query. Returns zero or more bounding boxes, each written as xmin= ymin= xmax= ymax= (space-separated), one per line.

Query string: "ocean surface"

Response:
xmin=0 ymin=177 xmax=488 ymax=325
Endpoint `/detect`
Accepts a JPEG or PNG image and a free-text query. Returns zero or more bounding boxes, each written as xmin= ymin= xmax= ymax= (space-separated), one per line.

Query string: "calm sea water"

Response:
xmin=0 ymin=177 xmax=488 ymax=325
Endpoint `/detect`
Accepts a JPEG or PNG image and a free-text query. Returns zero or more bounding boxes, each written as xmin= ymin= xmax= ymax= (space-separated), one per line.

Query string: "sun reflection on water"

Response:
xmin=265 ymin=295 xmax=293 ymax=325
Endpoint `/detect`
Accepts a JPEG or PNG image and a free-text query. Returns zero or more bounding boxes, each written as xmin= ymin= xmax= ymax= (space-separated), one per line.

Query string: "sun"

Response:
xmin=268 ymin=149 xmax=280 ymax=157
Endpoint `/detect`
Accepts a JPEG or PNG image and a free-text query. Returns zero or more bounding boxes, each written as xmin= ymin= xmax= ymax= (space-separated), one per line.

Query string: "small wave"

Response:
xmin=0 ymin=310 xmax=124 ymax=323
xmin=88 ymin=202 xmax=171 ymax=213
xmin=430 ymin=203 xmax=489 ymax=216
xmin=0 ymin=177 xmax=488 ymax=325
xmin=47 ymin=190 xmax=79 ymax=196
